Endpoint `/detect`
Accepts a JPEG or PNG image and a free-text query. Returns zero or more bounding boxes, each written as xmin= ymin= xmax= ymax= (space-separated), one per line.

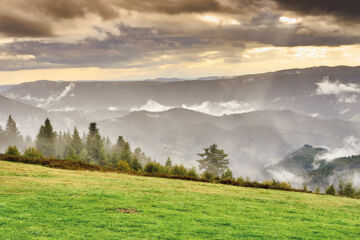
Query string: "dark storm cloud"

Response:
xmin=0 ymin=0 xmax=258 ymax=38
xmin=1 ymin=0 xmax=360 ymax=72
xmin=117 ymin=0 xmax=258 ymax=15
xmin=0 ymin=15 xmax=53 ymax=37
xmin=273 ymin=0 xmax=360 ymax=21
xmin=0 ymin=25 xmax=222 ymax=71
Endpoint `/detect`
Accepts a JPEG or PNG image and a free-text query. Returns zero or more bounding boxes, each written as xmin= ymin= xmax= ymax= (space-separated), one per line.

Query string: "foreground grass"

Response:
xmin=0 ymin=161 xmax=359 ymax=239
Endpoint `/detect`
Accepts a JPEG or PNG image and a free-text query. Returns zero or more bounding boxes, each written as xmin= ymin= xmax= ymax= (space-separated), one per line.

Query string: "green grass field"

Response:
xmin=1 ymin=161 xmax=360 ymax=239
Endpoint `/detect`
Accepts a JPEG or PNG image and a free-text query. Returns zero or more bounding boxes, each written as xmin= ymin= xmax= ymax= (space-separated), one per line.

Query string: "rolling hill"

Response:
xmin=0 ymin=160 xmax=359 ymax=239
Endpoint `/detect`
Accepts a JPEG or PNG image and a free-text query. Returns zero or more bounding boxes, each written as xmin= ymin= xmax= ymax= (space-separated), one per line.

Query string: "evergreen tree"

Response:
xmin=86 ymin=122 xmax=105 ymax=165
xmin=5 ymin=115 xmax=23 ymax=149
xmin=133 ymin=147 xmax=151 ymax=165
xmin=130 ymin=156 xmax=142 ymax=171
xmin=24 ymin=147 xmax=42 ymax=159
xmin=56 ymin=131 xmax=71 ymax=158
xmin=165 ymin=157 xmax=172 ymax=168
xmin=326 ymin=185 xmax=336 ymax=195
xmin=36 ymin=118 xmax=56 ymax=157
xmin=221 ymin=168 xmax=233 ymax=180
xmin=120 ymin=142 xmax=132 ymax=164
xmin=197 ymin=144 xmax=229 ymax=176
xmin=110 ymin=136 xmax=126 ymax=167
xmin=64 ymin=127 xmax=83 ymax=159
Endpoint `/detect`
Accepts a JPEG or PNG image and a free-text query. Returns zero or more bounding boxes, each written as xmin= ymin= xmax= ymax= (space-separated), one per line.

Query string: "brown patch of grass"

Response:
xmin=105 ymin=208 xmax=138 ymax=214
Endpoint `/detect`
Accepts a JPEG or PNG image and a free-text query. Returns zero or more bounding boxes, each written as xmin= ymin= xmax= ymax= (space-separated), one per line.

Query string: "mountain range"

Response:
xmin=1 ymin=65 xmax=360 ymax=181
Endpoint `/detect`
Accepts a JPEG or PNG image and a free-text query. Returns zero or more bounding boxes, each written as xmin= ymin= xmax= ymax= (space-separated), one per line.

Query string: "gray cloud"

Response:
xmin=0 ymin=15 xmax=53 ymax=37
xmin=273 ymin=0 xmax=360 ymax=22
xmin=0 ymin=0 xmax=360 ymax=72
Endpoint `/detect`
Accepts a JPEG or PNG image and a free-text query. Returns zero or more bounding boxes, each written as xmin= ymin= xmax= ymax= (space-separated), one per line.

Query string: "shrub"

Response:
xmin=24 ymin=147 xmax=43 ymax=159
xmin=117 ymin=160 xmax=131 ymax=172
xmin=201 ymin=171 xmax=215 ymax=181
xmin=325 ymin=185 xmax=336 ymax=195
xmin=143 ymin=162 xmax=164 ymax=175
xmin=221 ymin=168 xmax=233 ymax=180
xmin=130 ymin=157 xmax=142 ymax=171
xmin=342 ymin=181 xmax=356 ymax=198
xmin=235 ymin=176 xmax=246 ymax=186
xmin=187 ymin=167 xmax=198 ymax=178
xmin=170 ymin=164 xmax=187 ymax=176
xmin=315 ymin=187 xmax=320 ymax=194
xmin=262 ymin=179 xmax=292 ymax=191
xmin=5 ymin=146 xmax=20 ymax=156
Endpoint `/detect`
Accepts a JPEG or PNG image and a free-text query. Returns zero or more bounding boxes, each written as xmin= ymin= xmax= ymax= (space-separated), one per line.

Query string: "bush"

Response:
xmin=0 ymin=155 xmax=107 ymax=172
xmin=187 ymin=167 xmax=198 ymax=178
xmin=5 ymin=146 xmax=20 ymax=156
xmin=325 ymin=185 xmax=336 ymax=195
xmin=262 ymin=179 xmax=292 ymax=191
xmin=201 ymin=171 xmax=215 ymax=181
xmin=24 ymin=147 xmax=43 ymax=159
xmin=170 ymin=164 xmax=187 ymax=176
xmin=342 ymin=181 xmax=356 ymax=198
xmin=130 ymin=157 xmax=142 ymax=171
xmin=221 ymin=168 xmax=233 ymax=180
xmin=118 ymin=160 xmax=131 ymax=172
xmin=143 ymin=162 xmax=165 ymax=175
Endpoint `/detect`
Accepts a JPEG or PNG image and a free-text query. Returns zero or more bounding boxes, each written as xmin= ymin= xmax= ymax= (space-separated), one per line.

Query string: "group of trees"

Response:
xmin=1 ymin=116 xmax=152 ymax=169
xmin=1 ymin=115 xmax=232 ymax=177
xmin=325 ymin=180 xmax=360 ymax=198
xmin=5 ymin=115 xmax=359 ymax=198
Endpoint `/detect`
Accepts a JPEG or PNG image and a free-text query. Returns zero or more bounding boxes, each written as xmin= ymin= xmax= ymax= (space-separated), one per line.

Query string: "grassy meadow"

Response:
xmin=0 ymin=160 xmax=359 ymax=239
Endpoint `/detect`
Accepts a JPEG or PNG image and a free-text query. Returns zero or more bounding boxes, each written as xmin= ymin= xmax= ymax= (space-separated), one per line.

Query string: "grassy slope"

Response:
xmin=0 ymin=161 xmax=359 ymax=240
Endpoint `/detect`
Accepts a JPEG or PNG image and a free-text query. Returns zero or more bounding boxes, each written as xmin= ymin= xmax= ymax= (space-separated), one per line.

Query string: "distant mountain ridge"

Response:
xmin=4 ymin=65 xmax=360 ymax=120
xmin=96 ymin=108 xmax=360 ymax=178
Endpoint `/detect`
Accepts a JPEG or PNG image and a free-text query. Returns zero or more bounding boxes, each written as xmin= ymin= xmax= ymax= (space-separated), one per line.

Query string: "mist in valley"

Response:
xmin=1 ymin=66 xmax=360 ymax=190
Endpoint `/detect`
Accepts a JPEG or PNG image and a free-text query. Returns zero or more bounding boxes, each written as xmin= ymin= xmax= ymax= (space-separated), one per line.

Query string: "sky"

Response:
xmin=1 ymin=0 xmax=360 ymax=84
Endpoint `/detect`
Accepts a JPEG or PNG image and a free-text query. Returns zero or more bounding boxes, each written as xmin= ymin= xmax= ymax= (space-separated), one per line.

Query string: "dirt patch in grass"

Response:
xmin=106 ymin=208 xmax=138 ymax=214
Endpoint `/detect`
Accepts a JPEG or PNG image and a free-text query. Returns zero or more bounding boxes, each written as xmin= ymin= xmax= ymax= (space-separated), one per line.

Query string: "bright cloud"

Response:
xmin=130 ymin=99 xmax=257 ymax=116
xmin=315 ymin=77 xmax=360 ymax=103
xmin=317 ymin=136 xmax=360 ymax=161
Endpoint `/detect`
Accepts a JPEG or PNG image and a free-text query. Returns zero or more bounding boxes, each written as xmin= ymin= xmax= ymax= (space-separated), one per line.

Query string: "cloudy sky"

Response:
xmin=1 ymin=0 xmax=360 ymax=84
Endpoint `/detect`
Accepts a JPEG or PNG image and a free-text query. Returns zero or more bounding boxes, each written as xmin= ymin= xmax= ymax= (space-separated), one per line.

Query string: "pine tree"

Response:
xmin=165 ymin=157 xmax=172 ymax=168
xmin=86 ymin=122 xmax=105 ymax=165
xmin=5 ymin=115 xmax=23 ymax=149
xmin=133 ymin=147 xmax=152 ymax=165
xmin=64 ymin=127 xmax=83 ymax=159
xmin=24 ymin=147 xmax=42 ymax=159
xmin=36 ymin=118 xmax=56 ymax=157
xmin=197 ymin=144 xmax=229 ymax=176
xmin=130 ymin=156 xmax=142 ymax=171
xmin=326 ymin=185 xmax=336 ymax=195
xmin=120 ymin=142 xmax=132 ymax=164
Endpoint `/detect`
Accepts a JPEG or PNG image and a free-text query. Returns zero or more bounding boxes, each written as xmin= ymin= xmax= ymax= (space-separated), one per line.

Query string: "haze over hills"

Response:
xmin=266 ymin=143 xmax=360 ymax=189
xmin=1 ymin=65 xmax=360 ymax=183
xmin=97 ymin=108 xmax=360 ymax=179
xmin=4 ymin=66 xmax=360 ymax=121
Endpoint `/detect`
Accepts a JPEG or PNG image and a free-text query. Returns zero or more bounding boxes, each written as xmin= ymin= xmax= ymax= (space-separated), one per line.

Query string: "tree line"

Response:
xmin=2 ymin=115 xmax=359 ymax=198
xmin=0 ymin=116 xmax=152 ymax=170
xmin=0 ymin=116 xmax=230 ymax=178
